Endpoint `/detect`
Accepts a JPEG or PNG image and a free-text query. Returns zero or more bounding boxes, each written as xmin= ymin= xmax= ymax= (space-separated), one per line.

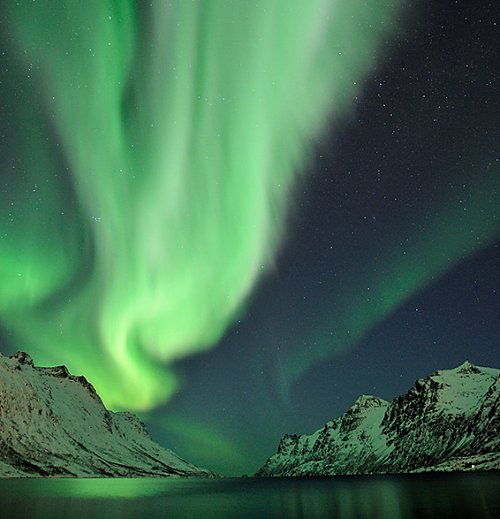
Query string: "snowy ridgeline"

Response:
xmin=257 ymin=361 xmax=500 ymax=476
xmin=0 ymin=351 xmax=215 ymax=478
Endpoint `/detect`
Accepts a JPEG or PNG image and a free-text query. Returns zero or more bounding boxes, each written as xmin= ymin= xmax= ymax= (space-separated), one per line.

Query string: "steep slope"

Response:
xmin=0 ymin=351 xmax=214 ymax=478
xmin=257 ymin=361 xmax=499 ymax=476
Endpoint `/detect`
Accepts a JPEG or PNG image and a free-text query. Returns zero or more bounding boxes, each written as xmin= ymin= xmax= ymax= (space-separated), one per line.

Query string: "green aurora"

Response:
xmin=1 ymin=0 xmax=403 ymax=410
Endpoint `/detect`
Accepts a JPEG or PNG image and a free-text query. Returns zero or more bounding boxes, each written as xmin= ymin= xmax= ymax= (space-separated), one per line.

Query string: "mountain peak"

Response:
xmin=429 ymin=360 xmax=493 ymax=382
xmin=353 ymin=394 xmax=388 ymax=406
xmin=348 ymin=394 xmax=389 ymax=414
xmin=10 ymin=351 xmax=34 ymax=366
xmin=455 ymin=360 xmax=480 ymax=374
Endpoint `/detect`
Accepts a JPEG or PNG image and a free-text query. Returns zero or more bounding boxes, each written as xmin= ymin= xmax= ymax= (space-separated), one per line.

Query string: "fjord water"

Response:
xmin=1 ymin=473 xmax=498 ymax=518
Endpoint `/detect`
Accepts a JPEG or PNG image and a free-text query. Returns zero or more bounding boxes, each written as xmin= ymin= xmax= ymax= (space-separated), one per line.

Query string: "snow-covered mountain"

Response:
xmin=257 ymin=361 xmax=499 ymax=476
xmin=0 ymin=351 xmax=214 ymax=478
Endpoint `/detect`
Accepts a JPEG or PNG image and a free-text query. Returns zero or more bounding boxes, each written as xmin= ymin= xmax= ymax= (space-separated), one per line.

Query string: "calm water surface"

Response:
xmin=0 ymin=473 xmax=498 ymax=518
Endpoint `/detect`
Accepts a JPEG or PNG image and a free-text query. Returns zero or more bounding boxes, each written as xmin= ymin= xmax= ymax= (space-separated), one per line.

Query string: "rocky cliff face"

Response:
xmin=257 ymin=362 xmax=499 ymax=476
xmin=0 ymin=351 xmax=214 ymax=478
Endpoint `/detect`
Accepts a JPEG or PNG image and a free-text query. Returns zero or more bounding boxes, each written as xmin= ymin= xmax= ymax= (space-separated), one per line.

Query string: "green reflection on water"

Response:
xmin=1 ymin=474 xmax=498 ymax=519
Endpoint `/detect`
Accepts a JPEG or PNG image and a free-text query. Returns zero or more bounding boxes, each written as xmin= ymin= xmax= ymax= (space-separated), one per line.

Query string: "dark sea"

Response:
xmin=0 ymin=473 xmax=498 ymax=518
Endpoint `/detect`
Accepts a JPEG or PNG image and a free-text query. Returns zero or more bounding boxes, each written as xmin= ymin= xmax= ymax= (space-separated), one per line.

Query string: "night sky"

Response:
xmin=1 ymin=0 xmax=499 ymax=476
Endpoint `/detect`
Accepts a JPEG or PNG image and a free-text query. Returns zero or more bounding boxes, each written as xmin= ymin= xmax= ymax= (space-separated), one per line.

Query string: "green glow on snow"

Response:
xmin=2 ymin=0 xmax=399 ymax=409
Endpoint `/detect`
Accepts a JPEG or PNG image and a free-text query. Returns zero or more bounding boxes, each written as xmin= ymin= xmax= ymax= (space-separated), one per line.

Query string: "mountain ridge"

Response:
xmin=0 ymin=351 xmax=215 ymax=478
xmin=256 ymin=361 xmax=499 ymax=476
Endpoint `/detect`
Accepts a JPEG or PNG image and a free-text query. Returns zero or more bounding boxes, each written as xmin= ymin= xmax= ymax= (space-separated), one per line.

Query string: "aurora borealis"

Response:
xmin=1 ymin=0 xmax=499 ymax=476
xmin=1 ymin=0 xmax=399 ymax=410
